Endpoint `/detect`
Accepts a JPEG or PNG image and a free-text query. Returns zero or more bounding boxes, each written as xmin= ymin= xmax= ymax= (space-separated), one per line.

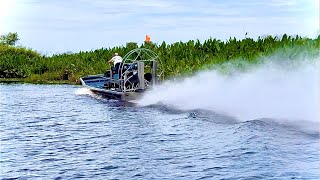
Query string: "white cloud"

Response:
xmin=2 ymin=0 xmax=318 ymax=53
xmin=268 ymin=0 xmax=298 ymax=7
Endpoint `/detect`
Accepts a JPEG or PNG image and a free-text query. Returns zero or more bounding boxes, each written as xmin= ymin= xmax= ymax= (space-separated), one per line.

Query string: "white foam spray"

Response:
xmin=75 ymin=88 xmax=93 ymax=96
xmin=138 ymin=56 xmax=320 ymax=124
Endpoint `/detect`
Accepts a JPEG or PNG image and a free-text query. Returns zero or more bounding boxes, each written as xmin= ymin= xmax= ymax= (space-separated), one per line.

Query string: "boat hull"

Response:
xmin=80 ymin=74 xmax=143 ymax=101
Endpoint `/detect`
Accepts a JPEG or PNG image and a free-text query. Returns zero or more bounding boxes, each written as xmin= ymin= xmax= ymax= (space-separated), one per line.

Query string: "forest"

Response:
xmin=0 ymin=32 xmax=319 ymax=84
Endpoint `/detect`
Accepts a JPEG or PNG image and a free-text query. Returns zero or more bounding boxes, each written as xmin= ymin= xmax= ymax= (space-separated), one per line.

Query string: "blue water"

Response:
xmin=0 ymin=84 xmax=319 ymax=179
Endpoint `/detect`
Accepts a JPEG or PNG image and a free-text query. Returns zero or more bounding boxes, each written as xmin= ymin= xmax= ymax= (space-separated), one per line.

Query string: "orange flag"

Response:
xmin=145 ymin=34 xmax=151 ymax=42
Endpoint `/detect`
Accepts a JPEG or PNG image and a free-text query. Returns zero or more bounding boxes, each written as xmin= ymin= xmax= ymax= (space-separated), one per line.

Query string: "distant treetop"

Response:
xmin=0 ymin=32 xmax=19 ymax=46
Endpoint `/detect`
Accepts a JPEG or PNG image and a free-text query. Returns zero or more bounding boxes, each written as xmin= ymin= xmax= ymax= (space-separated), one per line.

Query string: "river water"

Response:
xmin=0 ymin=84 xmax=319 ymax=179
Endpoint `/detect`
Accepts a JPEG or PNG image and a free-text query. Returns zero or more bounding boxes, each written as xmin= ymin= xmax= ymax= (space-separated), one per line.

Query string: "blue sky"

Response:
xmin=0 ymin=0 xmax=319 ymax=54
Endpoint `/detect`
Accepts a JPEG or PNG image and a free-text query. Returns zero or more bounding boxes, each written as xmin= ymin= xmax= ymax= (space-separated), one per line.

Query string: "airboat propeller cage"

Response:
xmin=120 ymin=48 xmax=163 ymax=91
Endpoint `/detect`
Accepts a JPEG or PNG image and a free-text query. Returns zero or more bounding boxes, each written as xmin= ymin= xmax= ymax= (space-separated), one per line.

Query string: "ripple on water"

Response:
xmin=0 ymin=84 xmax=319 ymax=179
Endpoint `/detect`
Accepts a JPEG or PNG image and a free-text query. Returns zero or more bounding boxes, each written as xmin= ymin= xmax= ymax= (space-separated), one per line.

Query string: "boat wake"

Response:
xmin=137 ymin=56 xmax=320 ymax=131
xmin=75 ymin=88 xmax=94 ymax=96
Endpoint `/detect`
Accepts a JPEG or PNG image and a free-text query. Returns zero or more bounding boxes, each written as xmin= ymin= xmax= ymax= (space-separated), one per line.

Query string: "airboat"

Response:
xmin=80 ymin=48 xmax=164 ymax=101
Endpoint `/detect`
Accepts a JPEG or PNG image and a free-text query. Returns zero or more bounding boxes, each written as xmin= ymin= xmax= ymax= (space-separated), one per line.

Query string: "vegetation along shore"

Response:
xmin=0 ymin=32 xmax=319 ymax=84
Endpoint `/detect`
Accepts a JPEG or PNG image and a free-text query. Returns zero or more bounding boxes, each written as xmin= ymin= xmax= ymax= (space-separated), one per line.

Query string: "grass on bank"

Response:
xmin=0 ymin=34 xmax=319 ymax=84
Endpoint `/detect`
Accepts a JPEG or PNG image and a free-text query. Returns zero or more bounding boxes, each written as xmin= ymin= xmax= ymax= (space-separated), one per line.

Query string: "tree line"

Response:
xmin=0 ymin=32 xmax=319 ymax=84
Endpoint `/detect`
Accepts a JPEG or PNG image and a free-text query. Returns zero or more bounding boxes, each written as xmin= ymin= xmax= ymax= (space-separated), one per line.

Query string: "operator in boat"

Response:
xmin=108 ymin=53 xmax=123 ymax=78
xmin=108 ymin=53 xmax=123 ymax=71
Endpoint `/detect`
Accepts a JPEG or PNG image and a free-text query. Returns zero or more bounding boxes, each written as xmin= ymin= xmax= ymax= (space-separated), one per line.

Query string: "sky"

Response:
xmin=0 ymin=0 xmax=319 ymax=54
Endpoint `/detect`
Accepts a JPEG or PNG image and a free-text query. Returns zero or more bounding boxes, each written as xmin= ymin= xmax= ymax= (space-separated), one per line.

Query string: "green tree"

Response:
xmin=126 ymin=42 xmax=138 ymax=50
xmin=0 ymin=32 xmax=19 ymax=46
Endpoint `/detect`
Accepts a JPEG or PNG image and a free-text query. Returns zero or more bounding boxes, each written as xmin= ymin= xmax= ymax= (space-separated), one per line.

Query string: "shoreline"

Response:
xmin=0 ymin=78 xmax=78 ymax=85
xmin=1 ymin=35 xmax=319 ymax=85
